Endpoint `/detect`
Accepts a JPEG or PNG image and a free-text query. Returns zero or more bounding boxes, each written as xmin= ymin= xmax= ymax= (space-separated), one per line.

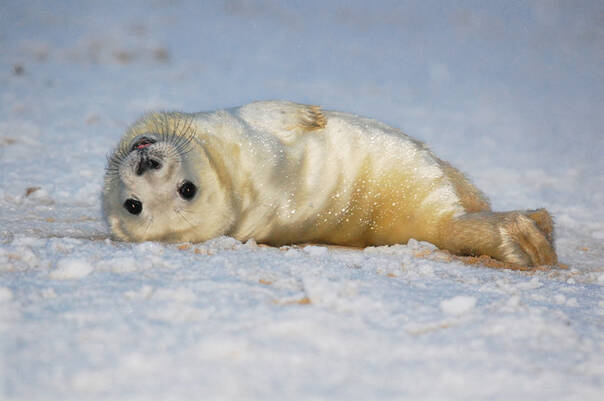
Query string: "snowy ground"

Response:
xmin=1 ymin=1 xmax=603 ymax=400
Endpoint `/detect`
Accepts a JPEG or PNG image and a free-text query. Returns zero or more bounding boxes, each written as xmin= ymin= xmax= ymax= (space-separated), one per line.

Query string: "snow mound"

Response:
xmin=49 ymin=258 xmax=94 ymax=280
xmin=440 ymin=296 xmax=477 ymax=316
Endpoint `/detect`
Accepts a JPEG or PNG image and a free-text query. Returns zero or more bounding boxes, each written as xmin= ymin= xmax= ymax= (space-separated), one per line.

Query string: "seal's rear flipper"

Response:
xmin=438 ymin=210 xmax=558 ymax=267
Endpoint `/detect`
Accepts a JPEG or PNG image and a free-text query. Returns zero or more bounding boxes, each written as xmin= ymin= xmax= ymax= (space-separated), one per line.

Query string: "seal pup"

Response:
xmin=102 ymin=100 xmax=557 ymax=266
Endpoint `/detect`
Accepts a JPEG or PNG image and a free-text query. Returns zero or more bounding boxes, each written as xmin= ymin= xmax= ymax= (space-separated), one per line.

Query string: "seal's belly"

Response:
xmin=255 ymin=166 xmax=461 ymax=247
xmin=246 ymin=113 xmax=464 ymax=247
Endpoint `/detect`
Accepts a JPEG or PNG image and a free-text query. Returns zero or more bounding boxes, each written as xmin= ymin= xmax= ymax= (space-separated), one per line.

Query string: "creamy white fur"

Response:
xmin=103 ymin=101 xmax=469 ymax=246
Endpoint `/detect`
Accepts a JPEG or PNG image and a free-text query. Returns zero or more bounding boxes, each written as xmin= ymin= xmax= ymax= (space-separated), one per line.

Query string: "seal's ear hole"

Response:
xmin=124 ymin=198 xmax=143 ymax=215
xmin=178 ymin=181 xmax=197 ymax=200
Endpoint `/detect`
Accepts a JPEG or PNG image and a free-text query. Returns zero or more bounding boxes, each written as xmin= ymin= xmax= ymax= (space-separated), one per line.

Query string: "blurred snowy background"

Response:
xmin=1 ymin=1 xmax=603 ymax=400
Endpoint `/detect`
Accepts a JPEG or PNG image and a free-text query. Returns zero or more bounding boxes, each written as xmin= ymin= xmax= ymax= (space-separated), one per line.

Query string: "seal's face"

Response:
xmin=102 ymin=129 xmax=233 ymax=242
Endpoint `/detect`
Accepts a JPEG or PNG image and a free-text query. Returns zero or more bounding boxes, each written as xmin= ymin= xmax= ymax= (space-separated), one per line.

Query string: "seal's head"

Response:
xmin=102 ymin=113 xmax=233 ymax=242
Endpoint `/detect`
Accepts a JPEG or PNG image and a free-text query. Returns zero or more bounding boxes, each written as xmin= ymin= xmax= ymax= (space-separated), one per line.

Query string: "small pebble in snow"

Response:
xmin=13 ymin=63 xmax=25 ymax=75
xmin=440 ymin=296 xmax=477 ymax=316
xmin=50 ymin=258 xmax=93 ymax=280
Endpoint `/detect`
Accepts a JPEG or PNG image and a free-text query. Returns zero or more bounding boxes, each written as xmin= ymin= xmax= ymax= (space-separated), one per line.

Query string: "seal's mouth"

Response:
xmin=130 ymin=137 xmax=156 ymax=152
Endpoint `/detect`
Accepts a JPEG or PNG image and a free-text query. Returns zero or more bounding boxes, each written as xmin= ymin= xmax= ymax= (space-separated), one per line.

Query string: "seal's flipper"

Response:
xmin=438 ymin=210 xmax=557 ymax=267
xmin=237 ymin=100 xmax=327 ymax=143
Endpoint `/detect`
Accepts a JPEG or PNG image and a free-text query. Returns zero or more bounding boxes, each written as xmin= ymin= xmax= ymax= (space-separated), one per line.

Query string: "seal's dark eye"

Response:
xmin=123 ymin=198 xmax=142 ymax=215
xmin=178 ymin=181 xmax=196 ymax=200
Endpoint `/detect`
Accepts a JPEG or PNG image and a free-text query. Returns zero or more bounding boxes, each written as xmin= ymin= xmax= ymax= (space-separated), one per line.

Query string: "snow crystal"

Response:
xmin=409 ymin=238 xmax=439 ymax=252
xmin=440 ymin=295 xmax=477 ymax=316
xmin=283 ymin=248 xmax=301 ymax=257
xmin=505 ymin=295 xmax=522 ymax=309
xmin=0 ymin=287 xmax=13 ymax=302
xmin=152 ymin=287 xmax=197 ymax=303
xmin=554 ymin=294 xmax=566 ymax=305
xmin=516 ymin=277 xmax=543 ymax=290
xmin=49 ymin=258 xmax=93 ymax=280
xmin=135 ymin=241 xmax=165 ymax=255
xmin=147 ymin=304 xmax=211 ymax=323
xmin=303 ymin=245 xmax=329 ymax=257
xmin=243 ymin=238 xmax=258 ymax=248
xmin=124 ymin=285 xmax=153 ymax=300
xmin=97 ymin=256 xmax=139 ymax=273
xmin=74 ymin=182 xmax=102 ymax=203
xmin=40 ymin=288 xmax=57 ymax=299
xmin=11 ymin=236 xmax=45 ymax=247
xmin=591 ymin=230 xmax=604 ymax=239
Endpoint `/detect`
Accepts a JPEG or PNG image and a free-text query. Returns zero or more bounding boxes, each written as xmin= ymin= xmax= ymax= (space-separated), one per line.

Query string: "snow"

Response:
xmin=439 ymin=296 xmax=477 ymax=316
xmin=1 ymin=0 xmax=603 ymax=400
xmin=49 ymin=258 xmax=94 ymax=280
xmin=0 ymin=287 xmax=13 ymax=303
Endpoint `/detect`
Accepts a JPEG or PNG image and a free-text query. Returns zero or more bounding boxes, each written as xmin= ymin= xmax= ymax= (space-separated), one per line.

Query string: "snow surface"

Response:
xmin=1 ymin=0 xmax=603 ymax=400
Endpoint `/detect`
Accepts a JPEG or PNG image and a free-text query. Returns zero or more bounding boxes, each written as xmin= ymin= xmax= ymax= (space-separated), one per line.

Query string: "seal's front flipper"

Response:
xmin=237 ymin=100 xmax=327 ymax=144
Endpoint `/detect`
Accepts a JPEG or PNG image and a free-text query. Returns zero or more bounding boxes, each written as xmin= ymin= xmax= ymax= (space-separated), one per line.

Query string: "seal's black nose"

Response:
xmin=135 ymin=156 xmax=162 ymax=176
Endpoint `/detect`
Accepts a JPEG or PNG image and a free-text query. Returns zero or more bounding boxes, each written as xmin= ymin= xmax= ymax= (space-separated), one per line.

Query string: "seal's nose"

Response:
xmin=135 ymin=155 xmax=162 ymax=176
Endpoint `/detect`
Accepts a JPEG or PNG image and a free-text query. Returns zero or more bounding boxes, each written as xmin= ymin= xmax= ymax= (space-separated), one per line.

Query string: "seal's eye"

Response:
xmin=178 ymin=181 xmax=196 ymax=200
xmin=124 ymin=198 xmax=143 ymax=215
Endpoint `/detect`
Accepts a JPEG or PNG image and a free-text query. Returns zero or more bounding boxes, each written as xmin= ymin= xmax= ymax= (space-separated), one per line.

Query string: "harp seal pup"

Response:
xmin=102 ymin=100 xmax=557 ymax=266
